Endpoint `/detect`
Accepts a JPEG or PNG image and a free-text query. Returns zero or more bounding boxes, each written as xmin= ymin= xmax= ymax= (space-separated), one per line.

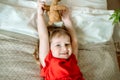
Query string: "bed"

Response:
xmin=0 ymin=0 xmax=120 ymax=80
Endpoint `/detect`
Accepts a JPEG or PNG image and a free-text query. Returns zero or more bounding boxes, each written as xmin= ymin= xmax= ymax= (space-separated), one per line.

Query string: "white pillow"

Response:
xmin=0 ymin=0 xmax=107 ymax=39
xmin=0 ymin=0 xmax=37 ymax=8
xmin=61 ymin=0 xmax=107 ymax=10
xmin=71 ymin=7 xmax=114 ymax=44
xmin=0 ymin=1 xmax=38 ymax=38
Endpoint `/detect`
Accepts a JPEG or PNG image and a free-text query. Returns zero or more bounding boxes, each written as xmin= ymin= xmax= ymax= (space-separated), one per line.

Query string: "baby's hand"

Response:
xmin=37 ymin=0 xmax=45 ymax=15
xmin=61 ymin=8 xmax=71 ymax=23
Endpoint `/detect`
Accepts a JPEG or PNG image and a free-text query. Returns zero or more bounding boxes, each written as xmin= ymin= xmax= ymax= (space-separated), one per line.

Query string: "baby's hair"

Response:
xmin=47 ymin=25 xmax=71 ymax=43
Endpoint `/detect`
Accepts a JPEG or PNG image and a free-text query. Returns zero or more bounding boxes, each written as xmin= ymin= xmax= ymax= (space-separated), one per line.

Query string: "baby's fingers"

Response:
xmin=37 ymin=0 xmax=46 ymax=14
xmin=37 ymin=0 xmax=45 ymax=7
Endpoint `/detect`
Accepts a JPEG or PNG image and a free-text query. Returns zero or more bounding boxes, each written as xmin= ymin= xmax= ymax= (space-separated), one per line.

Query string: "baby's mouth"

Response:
xmin=60 ymin=52 xmax=68 ymax=55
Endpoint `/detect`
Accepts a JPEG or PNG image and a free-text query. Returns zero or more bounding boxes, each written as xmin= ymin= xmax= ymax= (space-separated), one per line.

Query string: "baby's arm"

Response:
xmin=37 ymin=1 xmax=49 ymax=67
xmin=61 ymin=8 xmax=78 ymax=59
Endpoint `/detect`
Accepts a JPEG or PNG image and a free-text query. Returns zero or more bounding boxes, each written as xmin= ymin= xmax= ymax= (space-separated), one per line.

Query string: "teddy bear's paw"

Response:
xmin=48 ymin=21 xmax=53 ymax=25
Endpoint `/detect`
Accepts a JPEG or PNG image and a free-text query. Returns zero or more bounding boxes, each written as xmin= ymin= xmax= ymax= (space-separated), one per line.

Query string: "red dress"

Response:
xmin=40 ymin=51 xmax=85 ymax=80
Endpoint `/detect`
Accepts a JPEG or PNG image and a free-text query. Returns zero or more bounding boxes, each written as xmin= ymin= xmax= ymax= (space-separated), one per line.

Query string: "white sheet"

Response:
xmin=71 ymin=7 xmax=114 ymax=44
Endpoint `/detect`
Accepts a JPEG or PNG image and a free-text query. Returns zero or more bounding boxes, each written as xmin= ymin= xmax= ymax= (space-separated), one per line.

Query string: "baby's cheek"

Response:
xmin=52 ymin=48 xmax=59 ymax=54
xmin=68 ymin=47 xmax=72 ymax=53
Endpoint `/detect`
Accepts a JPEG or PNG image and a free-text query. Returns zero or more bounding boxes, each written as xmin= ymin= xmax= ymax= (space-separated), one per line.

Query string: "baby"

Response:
xmin=37 ymin=0 xmax=85 ymax=80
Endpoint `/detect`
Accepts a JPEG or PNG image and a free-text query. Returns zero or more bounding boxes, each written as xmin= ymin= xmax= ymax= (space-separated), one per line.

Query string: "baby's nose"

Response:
xmin=61 ymin=46 xmax=67 ymax=52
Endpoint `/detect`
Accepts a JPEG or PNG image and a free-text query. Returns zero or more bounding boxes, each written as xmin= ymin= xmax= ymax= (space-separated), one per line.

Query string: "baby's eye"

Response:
xmin=65 ymin=43 xmax=70 ymax=46
xmin=56 ymin=44 xmax=60 ymax=47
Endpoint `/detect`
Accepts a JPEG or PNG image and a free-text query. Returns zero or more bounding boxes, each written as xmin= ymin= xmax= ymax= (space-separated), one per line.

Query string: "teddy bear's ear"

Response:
xmin=43 ymin=5 xmax=50 ymax=11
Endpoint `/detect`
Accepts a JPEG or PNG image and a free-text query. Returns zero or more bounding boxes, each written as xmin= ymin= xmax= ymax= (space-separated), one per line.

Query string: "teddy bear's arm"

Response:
xmin=52 ymin=5 xmax=66 ymax=10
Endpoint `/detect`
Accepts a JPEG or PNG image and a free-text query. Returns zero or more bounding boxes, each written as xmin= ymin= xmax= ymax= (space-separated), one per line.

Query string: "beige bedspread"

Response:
xmin=78 ymin=42 xmax=120 ymax=80
xmin=0 ymin=30 xmax=42 ymax=80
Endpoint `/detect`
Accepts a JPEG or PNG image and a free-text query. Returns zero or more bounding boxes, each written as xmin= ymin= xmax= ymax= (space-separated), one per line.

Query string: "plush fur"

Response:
xmin=43 ymin=0 xmax=66 ymax=25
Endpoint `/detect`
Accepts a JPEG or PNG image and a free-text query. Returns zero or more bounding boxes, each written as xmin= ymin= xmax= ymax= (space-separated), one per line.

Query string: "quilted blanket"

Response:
xmin=0 ymin=30 xmax=43 ymax=80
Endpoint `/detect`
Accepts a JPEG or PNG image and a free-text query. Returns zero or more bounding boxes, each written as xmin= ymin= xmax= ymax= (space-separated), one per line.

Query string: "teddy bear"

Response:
xmin=43 ymin=0 xmax=67 ymax=26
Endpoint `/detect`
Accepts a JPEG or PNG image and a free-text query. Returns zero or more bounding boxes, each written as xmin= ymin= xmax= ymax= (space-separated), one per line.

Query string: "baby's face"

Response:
xmin=50 ymin=35 xmax=72 ymax=59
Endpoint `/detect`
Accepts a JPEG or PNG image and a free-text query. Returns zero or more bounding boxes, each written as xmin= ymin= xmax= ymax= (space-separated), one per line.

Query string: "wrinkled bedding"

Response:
xmin=0 ymin=0 xmax=120 ymax=80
